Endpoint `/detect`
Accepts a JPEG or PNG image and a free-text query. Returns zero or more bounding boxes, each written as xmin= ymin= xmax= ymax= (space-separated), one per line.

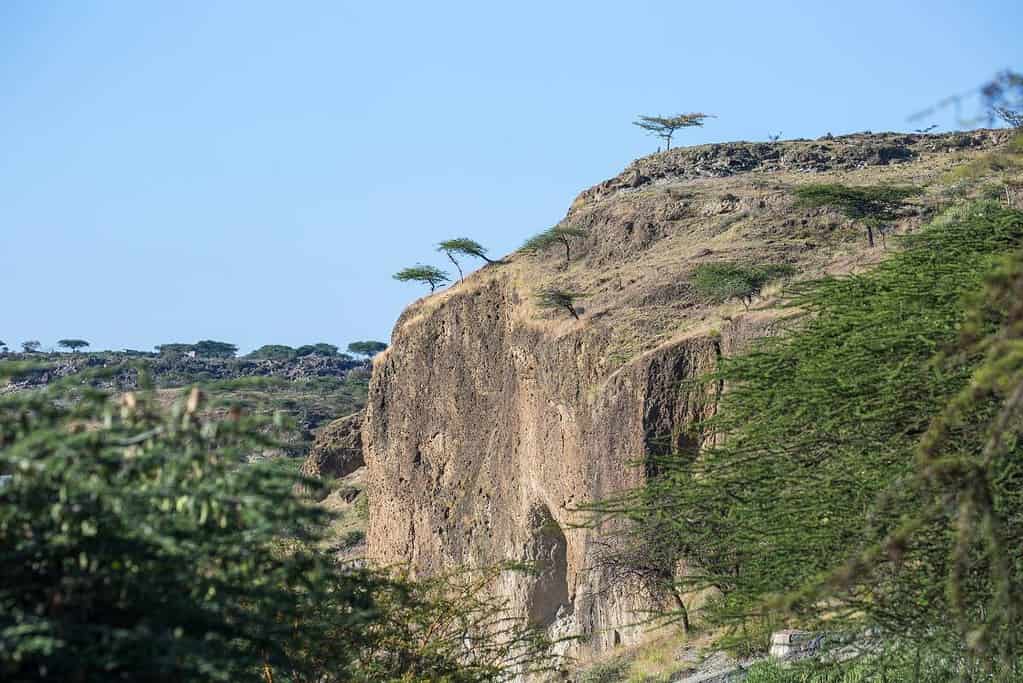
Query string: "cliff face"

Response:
xmin=364 ymin=130 xmax=1009 ymax=655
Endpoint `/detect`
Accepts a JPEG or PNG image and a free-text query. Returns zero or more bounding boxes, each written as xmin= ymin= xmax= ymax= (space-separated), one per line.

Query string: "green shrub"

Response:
xmin=690 ymin=262 xmax=794 ymax=309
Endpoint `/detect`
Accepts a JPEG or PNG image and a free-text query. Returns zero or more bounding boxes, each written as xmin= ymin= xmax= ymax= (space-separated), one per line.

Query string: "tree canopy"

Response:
xmin=347 ymin=341 xmax=388 ymax=358
xmin=295 ymin=343 xmax=340 ymax=358
xmin=437 ymin=238 xmax=496 ymax=282
xmin=633 ymin=113 xmax=713 ymax=150
xmin=520 ymin=226 xmax=587 ymax=263
xmin=606 ymin=201 xmax=1023 ymax=673
xmin=794 ymin=183 xmax=922 ymax=247
xmin=0 ymin=366 xmax=561 ymax=681
xmin=534 ymin=287 xmax=582 ymax=320
xmin=193 ymin=340 xmax=238 ymax=358
xmin=690 ymin=262 xmax=795 ymax=310
xmin=247 ymin=344 xmax=297 ymax=360
xmin=393 ymin=265 xmax=450 ymax=292
xmin=57 ymin=339 xmax=90 ymax=352
xmin=20 ymin=341 xmax=41 ymax=353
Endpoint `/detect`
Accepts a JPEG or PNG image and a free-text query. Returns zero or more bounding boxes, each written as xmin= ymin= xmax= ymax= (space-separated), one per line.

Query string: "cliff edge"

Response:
xmin=363 ymin=130 xmax=1010 ymax=657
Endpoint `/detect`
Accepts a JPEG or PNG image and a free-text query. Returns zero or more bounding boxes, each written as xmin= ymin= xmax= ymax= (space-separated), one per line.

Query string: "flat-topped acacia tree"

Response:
xmin=437 ymin=238 xmax=497 ymax=282
xmin=57 ymin=339 xmax=90 ymax=353
xmin=520 ymin=226 xmax=587 ymax=264
xmin=794 ymin=183 xmax=922 ymax=248
xmin=633 ymin=112 xmax=713 ymax=151
xmin=347 ymin=340 xmax=387 ymax=358
xmin=393 ymin=265 xmax=450 ymax=293
xmin=534 ymin=287 xmax=582 ymax=320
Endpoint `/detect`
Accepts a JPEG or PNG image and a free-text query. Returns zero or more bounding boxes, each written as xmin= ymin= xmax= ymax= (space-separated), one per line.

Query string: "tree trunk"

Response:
xmin=867 ymin=224 xmax=875 ymax=248
xmin=669 ymin=589 xmax=691 ymax=636
xmin=447 ymin=252 xmax=463 ymax=282
xmin=561 ymin=238 xmax=571 ymax=263
xmin=567 ymin=304 xmax=579 ymax=320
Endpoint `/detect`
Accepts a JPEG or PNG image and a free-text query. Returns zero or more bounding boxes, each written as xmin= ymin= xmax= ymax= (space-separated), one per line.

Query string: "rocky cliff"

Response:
xmin=363 ymin=130 xmax=1011 ymax=657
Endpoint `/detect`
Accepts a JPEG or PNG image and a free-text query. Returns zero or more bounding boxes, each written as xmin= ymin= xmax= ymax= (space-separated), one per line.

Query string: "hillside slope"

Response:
xmin=363 ymin=129 xmax=1014 ymax=658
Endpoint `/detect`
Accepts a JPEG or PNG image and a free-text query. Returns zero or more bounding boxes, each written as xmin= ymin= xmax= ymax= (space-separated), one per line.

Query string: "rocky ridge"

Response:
xmin=363 ymin=129 xmax=1012 ymax=662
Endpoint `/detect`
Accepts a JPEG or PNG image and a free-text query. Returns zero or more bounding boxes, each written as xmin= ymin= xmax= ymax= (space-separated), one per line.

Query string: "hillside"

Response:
xmin=0 ymin=350 xmax=370 ymax=458
xmin=361 ymin=128 xmax=1019 ymax=663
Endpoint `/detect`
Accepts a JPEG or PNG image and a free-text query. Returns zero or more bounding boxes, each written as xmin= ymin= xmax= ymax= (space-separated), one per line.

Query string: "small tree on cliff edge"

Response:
xmin=534 ymin=287 xmax=582 ymax=320
xmin=393 ymin=265 xmax=450 ymax=293
xmin=633 ymin=113 xmax=713 ymax=151
xmin=57 ymin=339 xmax=90 ymax=353
xmin=520 ymin=226 xmax=588 ymax=264
xmin=437 ymin=238 xmax=498 ymax=282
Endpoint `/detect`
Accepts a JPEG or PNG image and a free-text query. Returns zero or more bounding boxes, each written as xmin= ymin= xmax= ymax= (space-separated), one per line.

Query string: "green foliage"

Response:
xmin=520 ymin=226 xmax=588 ymax=263
xmin=295 ymin=342 xmax=341 ymax=358
xmin=20 ymin=341 xmax=41 ymax=353
xmin=534 ymin=287 xmax=582 ymax=320
xmin=247 ymin=344 xmax=297 ymax=360
xmin=194 ymin=339 xmax=238 ymax=358
xmin=633 ymin=113 xmax=713 ymax=150
xmin=612 ymin=201 xmax=1023 ymax=673
xmin=576 ymin=657 xmax=630 ymax=683
xmin=0 ymin=368 xmax=561 ymax=681
xmin=690 ymin=262 xmax=794 ymax=309
xmin=347 ymin=340 xmax=387 ymax=358
xmin=155 ymin=342 xmax=194 ymax=355
xmin=437 ymin=238 xmax=497 ymax=281
xmin=56 ymin=339 xmax=89 ymax=352
xmin=794 ymin=183 xmax=922 ymax=247
xmin=393 ymin=264 xmax=451 ymax=292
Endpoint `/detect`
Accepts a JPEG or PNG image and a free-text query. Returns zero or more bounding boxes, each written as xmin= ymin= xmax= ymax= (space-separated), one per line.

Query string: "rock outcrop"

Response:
xmin=300 ymin=410 xmax=365 ymax=500
xmin=363 ymin=130 xmax=1011 ymax=658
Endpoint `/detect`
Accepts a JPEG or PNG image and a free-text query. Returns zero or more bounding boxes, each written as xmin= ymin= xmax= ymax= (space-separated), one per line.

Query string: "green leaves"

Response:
xmin=623 ymin=201 xmax=1023 ymax=668
xmin=690 ymin=262 xmax=795 ymax=309
xmin=393 ymin=264 xmax=451 ymax=292
xmin=520 ymin=225 xmax=587 ymax=263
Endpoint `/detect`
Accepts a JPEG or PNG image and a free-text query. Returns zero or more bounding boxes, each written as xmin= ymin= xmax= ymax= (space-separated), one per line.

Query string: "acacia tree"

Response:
xmin=633 ymin=113 xmax=713 ymax=151
xmin=534 ymin=287 xmax=581 ymax=320
xmin=520 ymin=226 xmax=587 ymax=264
xmin=0 ymin=341 xmax=7 ymax=353
xmin=691 ymin=262 xmax=795 ymax=310
xmin=347 ymin=341 xmax=387 ymax=358
xmin=0 ymin=368 xmax=563 ymax=681
xmin=20 ymin=340 xmax=41 ymax=353
xmin=193 ymin=340 xmax=238 ymax=358
xmin=57 ymin=339 xmax=90 ymax=353
xmin=794 ymin=183 xmax=922 ymax=248
xmin=437 ymin=238 xmax=497 ymax=282
xmin=393 ymin=265 xmax=450 ymax=292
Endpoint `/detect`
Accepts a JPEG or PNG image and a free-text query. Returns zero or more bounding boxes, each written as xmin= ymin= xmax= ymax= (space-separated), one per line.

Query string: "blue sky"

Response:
xmin=1 ymin=1 xmax=1019 ymax=353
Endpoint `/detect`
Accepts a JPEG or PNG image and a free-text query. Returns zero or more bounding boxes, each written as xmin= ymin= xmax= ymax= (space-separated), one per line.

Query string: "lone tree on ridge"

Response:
xmin=57 ymin=339 xmax=90 ymax=353
xmin=21 ymin=340 xmax=41 ymax=353
xmin=437 ymin=238 xmax=497 ymax=282
xmin=393 ymin=265 xmax=450 ymax=293
xmin=633 ymin=113 xmax=713 ymax=151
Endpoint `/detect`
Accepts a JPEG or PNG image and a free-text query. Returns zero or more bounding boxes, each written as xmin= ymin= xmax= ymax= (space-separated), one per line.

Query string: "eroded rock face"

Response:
xmin=301 ymin=410 xmax=365 ymax=498
xmin=363 ymin=131 xmax=1012 ymax=658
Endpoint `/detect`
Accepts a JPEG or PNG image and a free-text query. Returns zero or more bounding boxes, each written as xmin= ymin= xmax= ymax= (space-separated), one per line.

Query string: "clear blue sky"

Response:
xmin=1 ymin=1 xmax=1019 ymax=353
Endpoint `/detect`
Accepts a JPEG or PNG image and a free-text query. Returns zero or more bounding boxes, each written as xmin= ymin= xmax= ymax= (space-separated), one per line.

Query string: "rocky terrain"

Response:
xmin=356 ymin=129 xmax=1014 ymax=663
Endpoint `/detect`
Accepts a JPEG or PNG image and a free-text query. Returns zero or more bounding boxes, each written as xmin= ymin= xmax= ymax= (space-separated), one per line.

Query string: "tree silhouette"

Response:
xmin=633 ymin=113 xmax=713 ymax=150
xmin=347 ymin=341 xmax=388 ymax=358
xmin=534 ymin=287 xmax=582 ymax=320
xmin=57 ymin=339 xmax=90 ymax=353
xmin=393 ymin=265 xmax=450 ymax=292
xmin=21 ymin=340 xmax=41 ymax=353
xmin=520 ymin=226 xmax=587 ymax=263
xmin=437 ymin=238 xmax=497 ymax=283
